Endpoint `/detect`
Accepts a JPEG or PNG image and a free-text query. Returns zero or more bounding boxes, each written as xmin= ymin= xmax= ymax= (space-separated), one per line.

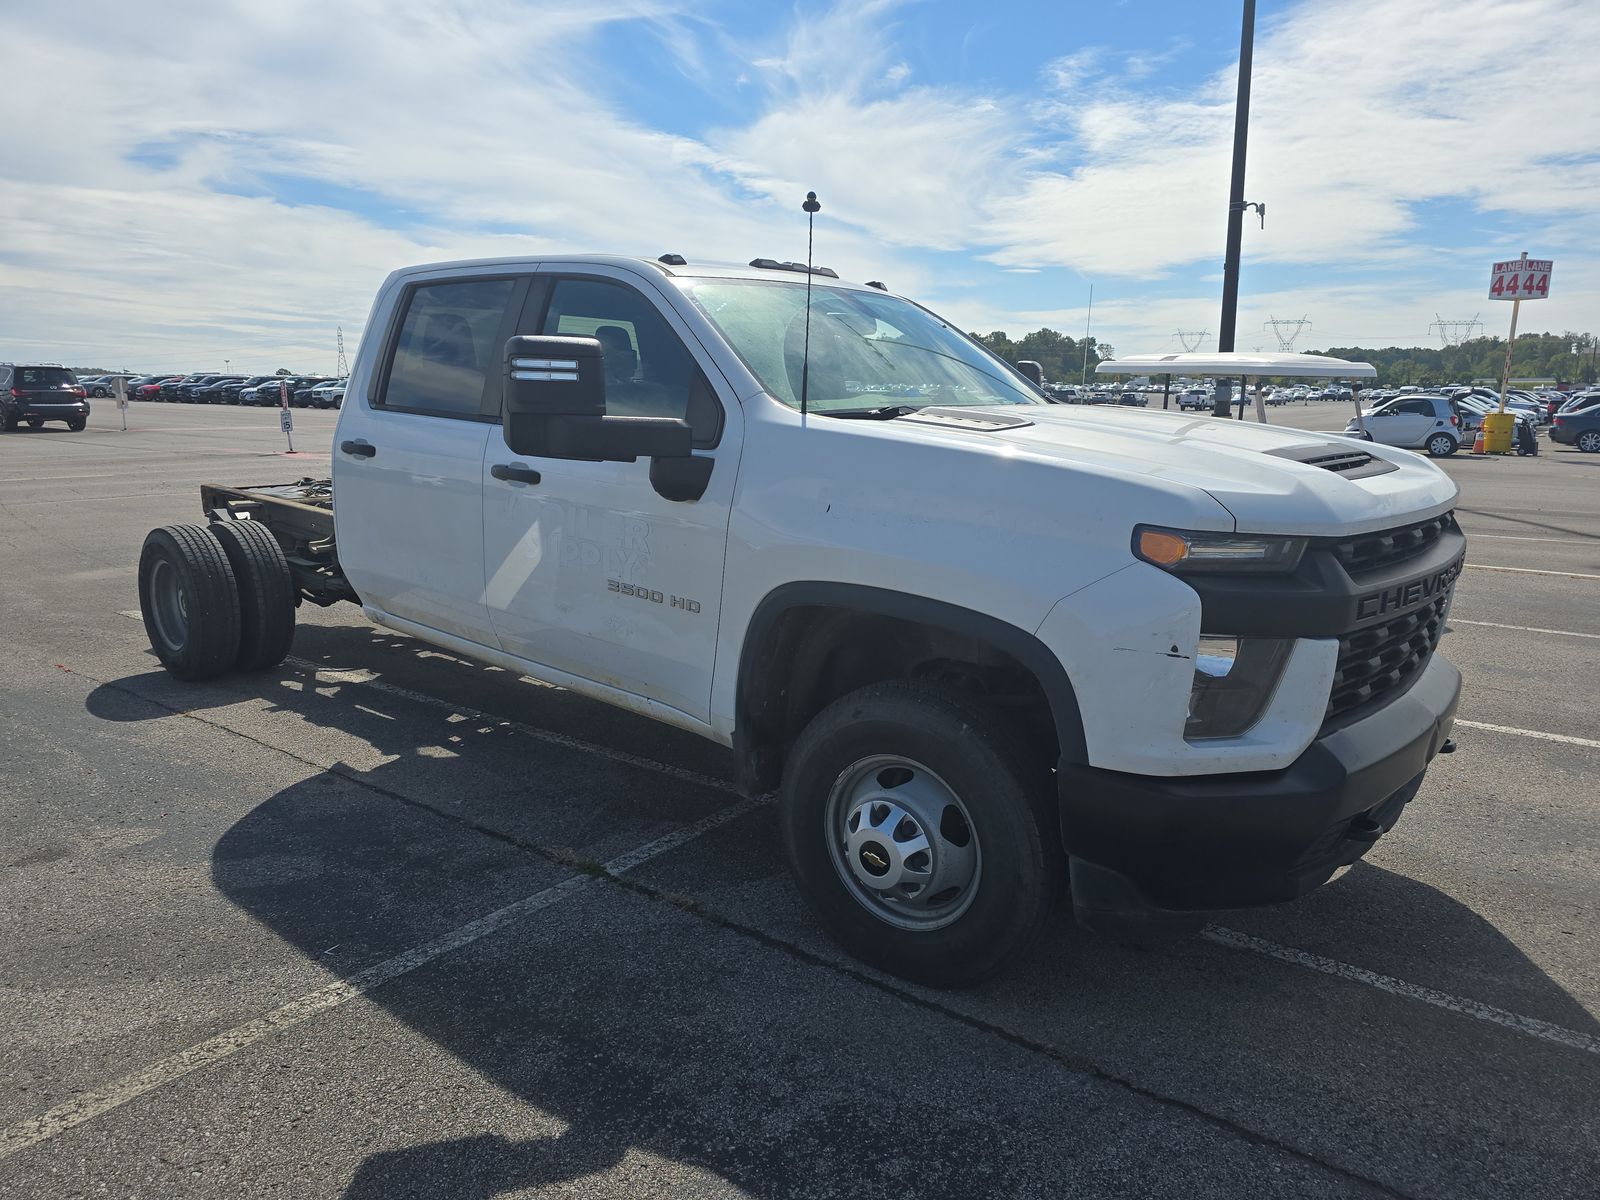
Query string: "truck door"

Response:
xmin=481 ymin=271 xmax=739 ymax=724
xmin=334 ymin=274 xmax=527 ymax=646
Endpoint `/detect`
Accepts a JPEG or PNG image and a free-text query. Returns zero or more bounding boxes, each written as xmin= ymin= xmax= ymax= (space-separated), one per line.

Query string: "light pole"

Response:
xmin=1214 ymin=0 xmax=1261 ymax=417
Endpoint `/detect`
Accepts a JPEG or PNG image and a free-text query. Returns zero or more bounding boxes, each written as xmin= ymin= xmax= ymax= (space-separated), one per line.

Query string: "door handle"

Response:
xmin=491 ymin=462 xmax=542 ymax=485
xmin=340 ymin=439 xmax=376 ymax=458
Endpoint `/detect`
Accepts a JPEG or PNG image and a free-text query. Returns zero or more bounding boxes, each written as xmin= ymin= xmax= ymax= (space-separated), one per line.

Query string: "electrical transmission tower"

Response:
xmin=1175 ymin=329 xmax=1209 ymax=352
xmin=1429 ymin=313 xmax=1482 ymax=348
xmin=336 ymin=326 xmax=349 ymax=377
xmin=1264 ymin=316 xmax=1312 ymax=352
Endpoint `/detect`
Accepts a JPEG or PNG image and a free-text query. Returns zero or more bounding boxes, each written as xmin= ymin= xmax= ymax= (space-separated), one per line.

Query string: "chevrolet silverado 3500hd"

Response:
xmin=137 ymin=254 xmax=1463 ymax=985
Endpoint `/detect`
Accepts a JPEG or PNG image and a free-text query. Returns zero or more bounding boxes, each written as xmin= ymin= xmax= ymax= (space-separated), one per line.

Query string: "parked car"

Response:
xmin=309 ymin=378 xmax=347 ymax=409
xmin=191 ymin=375 xmax=249 ymax=403
xmin=0 ymin=363 xmax=90 ymax=430
xmin=1549 ymin=402 xmax=1600 ymax=452
xmin=130 ymin=375 xmax=182 ymax=400
xmin=291 ymin=378 xmax=333 ymax=407
xmin=1347 ymin=394 xmax=1461 ymax=456
xmin=1177 ymin=389 xmax=1209 ymax=411
xmin=1453 ymin=394 xmax=1533 ymax=428
xmin=209 ymin=376 xmax=271 ymax=405
xmin=159 ymin=374 xmax=217 ymax=402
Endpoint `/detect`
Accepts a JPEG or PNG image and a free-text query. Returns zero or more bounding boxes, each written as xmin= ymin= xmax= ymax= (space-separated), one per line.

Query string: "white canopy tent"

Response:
xmin=1094 ymin=351 xmax=1379 ymax=430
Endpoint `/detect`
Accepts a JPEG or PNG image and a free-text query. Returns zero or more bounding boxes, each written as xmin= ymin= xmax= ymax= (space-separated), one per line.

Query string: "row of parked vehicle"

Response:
xmin=1346 ymin=387 xmax=1600 ymax=456
xmin=103 ymin=373 xmax=348 ymax=408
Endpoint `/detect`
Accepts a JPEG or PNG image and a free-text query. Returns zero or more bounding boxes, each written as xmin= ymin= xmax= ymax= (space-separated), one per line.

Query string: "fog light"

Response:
xmin=1186 ymin=637 xmax=1293 ymax=740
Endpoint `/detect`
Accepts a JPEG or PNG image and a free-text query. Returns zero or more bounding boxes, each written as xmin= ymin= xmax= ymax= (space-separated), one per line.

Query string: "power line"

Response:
xmin=1175 ymin=328 xmax=1209 ymax=352
xmin=336 ymin=326 xmax=349 ymax=377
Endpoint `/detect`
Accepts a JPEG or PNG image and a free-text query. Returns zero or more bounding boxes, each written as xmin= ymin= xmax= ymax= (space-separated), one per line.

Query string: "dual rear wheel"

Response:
xmin=138 ymin=520 xmax=296 ymax=680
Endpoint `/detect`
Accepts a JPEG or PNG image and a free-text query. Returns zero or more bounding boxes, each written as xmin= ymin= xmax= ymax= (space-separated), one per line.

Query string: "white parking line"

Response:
xmin=1464 ymin=532 xmax=1595 ymax=545
xmin=1453 ymin=719 xmax=1600 ymax=750
xmin=0 ymin=795 xmax=763 ymax=1161
xmin=1451 ymin=618 xmax=1600 ymax=641
xmin=1204 ymin=927 xmax=1600 ymax=1056
xmin=1465 ymin=564 xmax=1600 ymax=581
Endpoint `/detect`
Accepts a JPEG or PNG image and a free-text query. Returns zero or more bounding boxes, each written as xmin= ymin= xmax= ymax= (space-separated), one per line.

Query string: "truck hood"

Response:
xmin=893 ymin=405 xmax=1459 ymax=535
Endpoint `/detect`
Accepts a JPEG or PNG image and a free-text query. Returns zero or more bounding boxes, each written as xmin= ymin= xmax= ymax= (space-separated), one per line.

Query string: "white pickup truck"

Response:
xmin=137 ymin=254 xmax=1464 ymax=986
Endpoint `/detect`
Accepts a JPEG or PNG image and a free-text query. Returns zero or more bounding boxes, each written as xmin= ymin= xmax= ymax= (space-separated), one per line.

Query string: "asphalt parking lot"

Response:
xmin=2 ymin=402 xmax=1596 ymax=1199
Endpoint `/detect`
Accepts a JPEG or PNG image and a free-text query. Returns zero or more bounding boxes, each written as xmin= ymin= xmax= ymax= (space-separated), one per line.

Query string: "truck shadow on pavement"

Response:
xmin=80 ymin=639 xmax=1600 ymax=1198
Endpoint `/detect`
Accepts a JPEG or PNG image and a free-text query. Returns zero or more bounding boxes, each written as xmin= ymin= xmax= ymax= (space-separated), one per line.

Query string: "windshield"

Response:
xmin=682 ymin=279 xmax=1042 ymax=412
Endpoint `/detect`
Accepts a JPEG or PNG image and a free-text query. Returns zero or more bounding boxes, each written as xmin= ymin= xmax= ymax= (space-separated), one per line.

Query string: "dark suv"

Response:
xmin=1 ymin=363 xmax=90 ymax=431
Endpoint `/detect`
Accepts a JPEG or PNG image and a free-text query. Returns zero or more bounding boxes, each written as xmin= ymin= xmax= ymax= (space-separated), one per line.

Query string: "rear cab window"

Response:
xmin=378 ymin=277 xmax=523 ymax=419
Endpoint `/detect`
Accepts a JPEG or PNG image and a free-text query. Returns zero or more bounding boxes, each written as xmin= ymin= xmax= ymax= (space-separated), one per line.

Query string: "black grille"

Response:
xmin=1326 ymin=596 xmax=1448 ymax=724
xmin=1329 ymin=512 xmax=1454 ymax=575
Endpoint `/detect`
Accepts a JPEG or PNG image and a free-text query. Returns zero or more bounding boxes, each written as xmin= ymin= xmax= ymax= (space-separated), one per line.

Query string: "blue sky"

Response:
xmin=1 ymin=0 xmax=1596 ymax=372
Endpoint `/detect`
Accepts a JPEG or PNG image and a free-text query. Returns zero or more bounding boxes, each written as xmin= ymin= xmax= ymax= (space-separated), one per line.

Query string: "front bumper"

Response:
xmin=1060 ymin=653 xmax=1460 ymax=934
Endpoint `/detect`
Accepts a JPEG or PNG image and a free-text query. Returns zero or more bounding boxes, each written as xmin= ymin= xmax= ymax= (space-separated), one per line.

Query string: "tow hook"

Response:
xmin=1439 ymin=738 xmax=1457 ymax=754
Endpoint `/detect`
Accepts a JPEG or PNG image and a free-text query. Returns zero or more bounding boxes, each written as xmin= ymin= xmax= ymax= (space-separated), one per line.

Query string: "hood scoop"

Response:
xmin=1264 ymin=442 xmax=1399 ymax=480
xmin=901 ymin=406 xmax=1035 ymax=432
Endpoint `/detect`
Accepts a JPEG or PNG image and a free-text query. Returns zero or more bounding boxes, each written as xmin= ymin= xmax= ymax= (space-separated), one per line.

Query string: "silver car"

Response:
xmin=1347 ymin=394 xmax=1463 ymax=457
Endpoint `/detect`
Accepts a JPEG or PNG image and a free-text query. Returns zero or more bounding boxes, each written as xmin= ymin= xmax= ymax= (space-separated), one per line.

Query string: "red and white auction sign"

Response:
xmin=1488 ymin=258 xmax=1552 ymax=301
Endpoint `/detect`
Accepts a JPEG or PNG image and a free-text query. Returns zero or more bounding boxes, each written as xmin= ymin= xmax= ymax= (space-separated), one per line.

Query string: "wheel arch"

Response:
xmin=733 ymin=582 xmax=1087 ymax=796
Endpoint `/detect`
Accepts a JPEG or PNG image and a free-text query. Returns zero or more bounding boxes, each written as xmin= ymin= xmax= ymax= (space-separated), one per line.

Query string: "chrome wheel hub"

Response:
xmin=826 ymin=755 xmax=980 ymax=931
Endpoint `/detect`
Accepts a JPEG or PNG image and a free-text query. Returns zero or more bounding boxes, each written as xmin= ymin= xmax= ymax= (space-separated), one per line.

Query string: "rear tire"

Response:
xmin=209 ymin=518 xmax=296 ymax=671
xmin=1577 ymin=430 xmax=1600 ymax=454
xmin=1426 ymin=433 xmax=1458 ymax=457
xmin=67 ymin=418 xmax=86 ymax=431
xmin=780 ymin=682 xmax=1062 ymax=987
xmin=138 ymin=525 xmax=242 ymax=680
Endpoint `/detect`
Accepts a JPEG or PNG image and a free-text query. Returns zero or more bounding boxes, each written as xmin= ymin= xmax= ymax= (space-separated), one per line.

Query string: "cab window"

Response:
xmin=381 ymin=279 xmax=518 ymax=417
xmin=542 ymin=277 xmax=721 ymax=447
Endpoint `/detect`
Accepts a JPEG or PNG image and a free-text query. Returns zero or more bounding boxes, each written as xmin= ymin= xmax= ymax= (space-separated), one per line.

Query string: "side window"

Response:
xmin=542 ymin=277 xmax=721 ymax=446
xmin=381 ymin=278 xmax=517 ymax=416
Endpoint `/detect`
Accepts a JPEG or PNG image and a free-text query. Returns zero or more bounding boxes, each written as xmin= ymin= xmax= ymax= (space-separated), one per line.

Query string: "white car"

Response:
xmin=1348 ymin=395 xmax=1463 ymax=456
xmin=310 ymin=378 xmax=347 ymax=409
xmin=135 ymin=253 xmax=1463 ymax=985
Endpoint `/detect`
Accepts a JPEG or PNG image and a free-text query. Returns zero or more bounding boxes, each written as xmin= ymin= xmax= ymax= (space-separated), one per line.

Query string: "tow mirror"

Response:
xmin=502 ymin=335 xmax=691 ymax=463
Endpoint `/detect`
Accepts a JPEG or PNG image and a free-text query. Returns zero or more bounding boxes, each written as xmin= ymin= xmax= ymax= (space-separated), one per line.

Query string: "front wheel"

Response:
xmin=1426 ymin=433 xmax=1458 ymax=457
xmin=1577 ymin=430 xmax=1600 ymax=454
xmin=781 ymin=683 xmax=1062 ymax=987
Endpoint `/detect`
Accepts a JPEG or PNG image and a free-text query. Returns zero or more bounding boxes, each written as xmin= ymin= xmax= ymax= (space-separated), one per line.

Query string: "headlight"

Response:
xmin=1186 ymin=636 xmax=1293 ymax=739
xmin=1133 ymin=525 xmax=1306 ymax=573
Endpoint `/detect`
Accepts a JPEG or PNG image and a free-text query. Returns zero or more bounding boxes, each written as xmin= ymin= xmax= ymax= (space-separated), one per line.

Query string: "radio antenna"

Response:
xmin=800 ymin=191 xmax=821 ymax=418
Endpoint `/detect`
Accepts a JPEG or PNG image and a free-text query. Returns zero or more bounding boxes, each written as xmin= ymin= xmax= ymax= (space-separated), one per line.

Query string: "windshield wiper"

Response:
xmin=822 ymin=404 xmax=920 ymax=420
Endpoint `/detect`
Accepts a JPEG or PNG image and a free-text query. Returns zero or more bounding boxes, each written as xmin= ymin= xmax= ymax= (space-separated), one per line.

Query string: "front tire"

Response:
xmin=1577 ymin=430 xmax=1600 ymax=454
xmin=138 ymin=524 xmax=242 ymax=680
xmin=1426 ymin=433 xmax=1458 ymax=457
xmin=781 ymin=683 xmax=1062 ymax=987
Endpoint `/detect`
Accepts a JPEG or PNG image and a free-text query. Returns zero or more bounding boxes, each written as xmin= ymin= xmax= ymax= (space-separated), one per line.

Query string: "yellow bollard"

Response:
xmin=1482 ymin=411 xmax=1516 ymax=454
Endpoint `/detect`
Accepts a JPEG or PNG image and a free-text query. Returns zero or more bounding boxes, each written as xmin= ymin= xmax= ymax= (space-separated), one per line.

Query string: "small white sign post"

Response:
xmin=278 ymin=381 xmax=295 ymax=453
xmin=1489 ymin=252 xmax=1553 ymax=412
xmin=113 ymin=377 xmax=128 ymax=430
